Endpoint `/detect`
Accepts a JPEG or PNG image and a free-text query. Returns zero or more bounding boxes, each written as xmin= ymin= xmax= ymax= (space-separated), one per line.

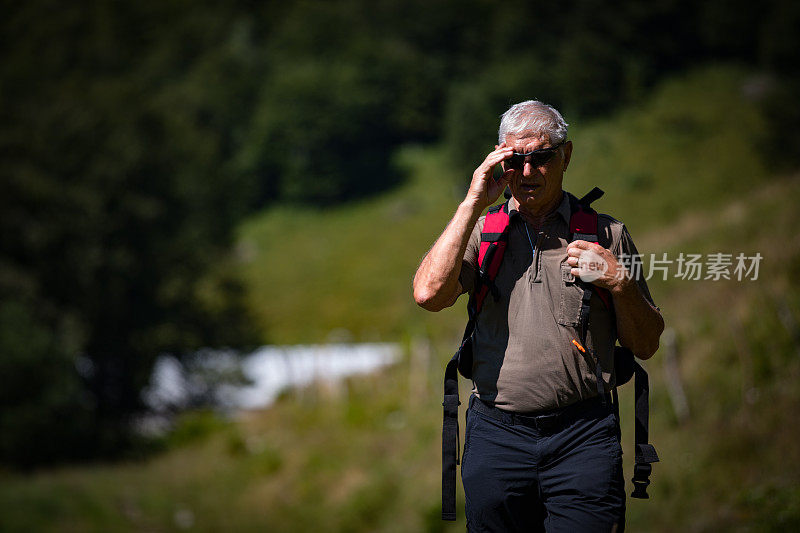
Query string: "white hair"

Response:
xmin=498 ymin=100 xmax=569 ymax=145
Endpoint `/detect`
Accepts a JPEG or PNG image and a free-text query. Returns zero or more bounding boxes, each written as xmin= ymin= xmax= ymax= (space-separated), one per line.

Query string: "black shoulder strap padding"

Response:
xmin=579 ymin=186 xmax=604 ymax=207
xmin=480 ymin=232 xmax=507 ymax=242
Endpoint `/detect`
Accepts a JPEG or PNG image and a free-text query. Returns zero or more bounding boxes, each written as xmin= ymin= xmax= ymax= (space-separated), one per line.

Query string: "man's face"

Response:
xmin=501 ymin=131 xmax=572 ymax=215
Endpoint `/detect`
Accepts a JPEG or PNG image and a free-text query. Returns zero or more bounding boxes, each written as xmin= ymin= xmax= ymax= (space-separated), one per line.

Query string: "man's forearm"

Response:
xmin=413 ymin=199 xmax=483 ymax=311
xmin=611 ymin=278 xmax=664 ymax=359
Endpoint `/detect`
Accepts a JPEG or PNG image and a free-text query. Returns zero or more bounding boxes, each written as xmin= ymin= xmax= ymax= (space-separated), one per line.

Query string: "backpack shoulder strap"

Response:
xmin=568 ymin=189 xmax=612 ymax=405
xmin=568 ymin=188 xmax=659 ymax=499
xmin=568 ymin=186 xmax=605 ymax=244
xmin=474 ymin=201 xmax=512 ymax=313
xmin=630 ymin=357 xmax=660 ymax=499
xmin=568 ymin=189 xmax=612 ymax=311
xmin=441 ymin=200 xmax=511 ymax=521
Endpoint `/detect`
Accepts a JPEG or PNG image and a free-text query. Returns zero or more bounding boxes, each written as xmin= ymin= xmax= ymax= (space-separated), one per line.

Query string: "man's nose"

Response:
xmin=523 ymin=163 xmax=541 ymax=177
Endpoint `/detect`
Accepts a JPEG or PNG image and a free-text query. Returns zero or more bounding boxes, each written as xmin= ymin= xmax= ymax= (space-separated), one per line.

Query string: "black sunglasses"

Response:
xmin=506 ymin=141 xmax=565 ymax=171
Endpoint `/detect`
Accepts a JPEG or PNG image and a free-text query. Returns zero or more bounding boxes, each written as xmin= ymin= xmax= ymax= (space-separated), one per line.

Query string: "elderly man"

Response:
xmin=413 ymin=100 xmax=664 ymax=532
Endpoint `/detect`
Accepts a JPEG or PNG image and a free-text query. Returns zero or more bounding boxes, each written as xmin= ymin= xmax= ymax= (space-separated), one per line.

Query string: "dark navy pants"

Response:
xmin=462 ymin=394 xmax=625 ymax=533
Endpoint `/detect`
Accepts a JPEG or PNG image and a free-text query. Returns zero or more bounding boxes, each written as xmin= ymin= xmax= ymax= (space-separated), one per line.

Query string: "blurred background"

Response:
xmin=1 ymin=0 xmax=799 ymax=531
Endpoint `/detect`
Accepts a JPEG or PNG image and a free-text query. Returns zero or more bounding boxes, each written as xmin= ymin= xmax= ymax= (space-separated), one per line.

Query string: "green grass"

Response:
xmin=1 ymin=64 xmax=798 ymax=532
xmin=568 ymin=65 xmax=770 ymax=233
xmin=237 ymin=143 xmax=468 ymax=345
xmin=238 ymin=64 xmax=770 ymax=345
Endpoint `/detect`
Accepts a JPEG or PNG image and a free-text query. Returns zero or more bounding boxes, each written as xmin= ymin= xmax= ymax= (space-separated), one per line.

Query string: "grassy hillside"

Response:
xmin=2 ymin=65 xmax=798 ymax=532
xmin=238 ymin=65 xmax=769 ymax=345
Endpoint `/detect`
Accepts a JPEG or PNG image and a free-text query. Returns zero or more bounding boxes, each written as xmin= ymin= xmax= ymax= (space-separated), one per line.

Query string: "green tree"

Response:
xmin=0 ymin=1 xmax=260 ymax=465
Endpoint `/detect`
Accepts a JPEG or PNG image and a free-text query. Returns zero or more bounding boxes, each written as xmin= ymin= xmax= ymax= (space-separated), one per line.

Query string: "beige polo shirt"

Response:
xmin=459 ymin=191 xmax=656 ymax=413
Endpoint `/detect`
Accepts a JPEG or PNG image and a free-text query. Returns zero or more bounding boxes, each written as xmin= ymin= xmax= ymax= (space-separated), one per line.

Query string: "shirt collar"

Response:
xmin=508 ymin=190 xmax=571 ymax=224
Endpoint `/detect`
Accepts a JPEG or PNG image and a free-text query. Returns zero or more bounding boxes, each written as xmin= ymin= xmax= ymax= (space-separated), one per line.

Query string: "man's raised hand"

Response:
xmin=466 ymin=143 xmax=515 ymax=210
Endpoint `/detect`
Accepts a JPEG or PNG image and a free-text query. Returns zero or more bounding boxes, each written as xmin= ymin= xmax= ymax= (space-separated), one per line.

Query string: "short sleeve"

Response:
xmin=614 ymin=225 xmax=658 ymax=309
xmin=458 ymin=216 xmax=483 ymax=295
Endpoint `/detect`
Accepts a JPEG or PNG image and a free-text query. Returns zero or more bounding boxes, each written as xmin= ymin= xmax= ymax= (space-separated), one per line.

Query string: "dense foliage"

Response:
xmin=1 ymin=69 xmax=799 ymax=532
xmin=1 ymin=0 xmax=798 ymax=466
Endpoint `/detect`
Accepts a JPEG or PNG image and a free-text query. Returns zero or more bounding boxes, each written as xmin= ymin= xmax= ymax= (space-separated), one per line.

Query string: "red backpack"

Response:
xmin=441 ymin=188 xmax=659 ymax=521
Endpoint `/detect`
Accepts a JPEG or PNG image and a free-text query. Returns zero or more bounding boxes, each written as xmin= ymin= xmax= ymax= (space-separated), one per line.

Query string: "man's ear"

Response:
xmin=562 ymin=140 xmax=573 ymax=171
